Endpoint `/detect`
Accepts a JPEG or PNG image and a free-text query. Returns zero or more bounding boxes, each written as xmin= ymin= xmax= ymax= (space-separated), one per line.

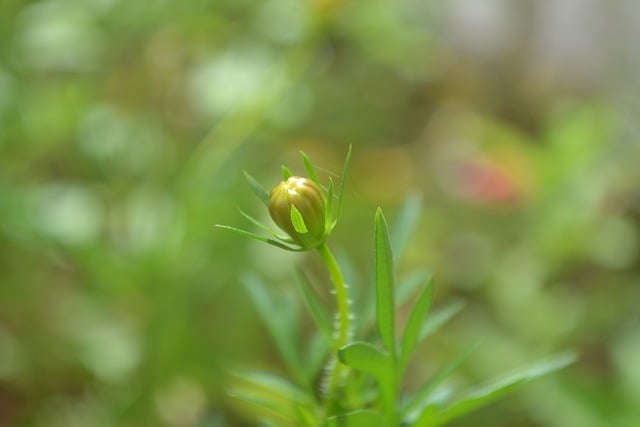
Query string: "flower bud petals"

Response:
xmin=268 ymin=176 xmax=326 ymax=249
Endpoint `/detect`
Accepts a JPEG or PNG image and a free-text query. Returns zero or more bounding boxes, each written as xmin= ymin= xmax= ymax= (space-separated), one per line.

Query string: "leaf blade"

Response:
xmin=290 ymin=205 xmax=308 ymax=234
xmin=339 ymin=342 xmax=396 ymax=420
xmin=403 ymin=343 xmax=479 ymax=421
xmin=420 ymin=300 xmax=466 ymax=341
xmin=400 ymin=278 xmax=435 ymax=373
xmin=326 ymin=410 xmax=387 ymax=427
xmin=390 ymin=193 xmax=422 ymax=260
xmin=281 ymin=165 xmax=293 ymax=180
xmin=214 ymin=224 xmax=301 ymax=251
xmin=244 ymin=170 xmax=270 ymax=206
xmin=300 ymin=151 xmax=319 ymax=185
xmin=434 ymin=351 xmax=577 ymax=426
xmin=335 ymin=144 xmax=352 ymax=222
xmin=374 ymin=208 xmax=396 ymax=359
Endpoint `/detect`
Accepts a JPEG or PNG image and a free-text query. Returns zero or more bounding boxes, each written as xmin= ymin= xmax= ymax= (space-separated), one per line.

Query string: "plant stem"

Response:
xmin=316 ymin=242 xmax=352 ymax=411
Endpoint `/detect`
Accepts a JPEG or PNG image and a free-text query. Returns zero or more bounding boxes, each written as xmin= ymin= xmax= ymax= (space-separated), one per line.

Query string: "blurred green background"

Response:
xmin=1 ymin=0 xmax=639 ymax=426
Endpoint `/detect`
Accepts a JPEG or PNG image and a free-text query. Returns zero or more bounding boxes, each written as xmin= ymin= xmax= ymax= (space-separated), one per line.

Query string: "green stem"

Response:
xmin=316 ymin=242 xmax=352 ymax=411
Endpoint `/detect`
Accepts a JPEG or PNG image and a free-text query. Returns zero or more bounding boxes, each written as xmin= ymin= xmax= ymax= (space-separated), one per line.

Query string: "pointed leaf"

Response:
xmin=403 ymin=343 xmax=479 ymax=420
xmin=400 ymin=278 xmax=435 ymax=373
xmin=397 ymin=269 xmax=433 ymax=306
xmin=300 ymin=151 xmax=320 ymax=185
xmin=233 ymin=371 xmax=311 ymax=404
xmin=231 ymin=371 xmax=315 ymax=427
xmin=375 ymin=208 xmax=396 ymax=358
xmin=335 ymin=144 xmax=352 ymax=222
xmin=390 ymin=194 xmax=423 ymax=260
xmin=326 ymin=410 xmax=386 ymax=427
xmin=281 ymin=165 xmax=293 ymax=180
xmin=238 ymin=208 xmax=290 ymax=240
xmin=434 ymin=352 xmax=577 ymax=426
xmin=420 ymin=300 xmax=466 ymax=341
xmin=215 ymin=225 xmax=301 ymax=251
xmin=244 ymin=171 xmax=270 ymax=206
xmin=290 ymin=205 xmax=308 ymax=233
xmin=325 ymin=178 xmax=335 ymax=231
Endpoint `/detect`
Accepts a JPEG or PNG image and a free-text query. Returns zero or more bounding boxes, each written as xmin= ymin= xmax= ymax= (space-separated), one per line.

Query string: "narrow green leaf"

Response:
xmin=356 ymin=269 xmax=432 ymax=338
xmin=295 ymin=270 xmax=333 ymax=341
xmin=241 ymin=276 xmax=306 ymax=386
xmin=300 ymin=151 xmax=320 ymax=185
xmin=325 ymin=178 xmax=335 ymax=231
xmin=231 ymin=371 xmax=316 ymax=427
xmin=339 ymin=342 xmax=390 ymax=376
xmin=238 ymin=208 xmax=290 ymax=240
xmin=339 ymin=342 xmax=395 ymax=419
xmin=375 ymin=208 xmax=396 ymax=358
xmin=233 ymin=371 xmax=310 ymax=403
xmin=433 ymin=351 xmax=577 ymax=426
xmin=281 ymin=165 xmax=293 ymax=180
xmin=412 ymin=404 xmax=438 ymax=427
xmin=403 ymin=343 xmax=479 ymax=419
xmin=215 ymin=225 xmax=302 ymax=251
xmin=390 ymin=194 xmax=422 ymax=260
xmin=397 ymin=269 xmax=433 ymax=306
xmin=335 ymin=144 xmax=352 ymax=222
xmin=290 ymin=205 xmax=308 ymax=233
xmin=244 ymin=171 xmax=270 ymax=206
xmin=399 ymin=278 xmax=435 ymax=374
xmin=420 ymin=300 xmax=466 ymax=341
xmin=325 ymin=410 xmax=386 ymax=427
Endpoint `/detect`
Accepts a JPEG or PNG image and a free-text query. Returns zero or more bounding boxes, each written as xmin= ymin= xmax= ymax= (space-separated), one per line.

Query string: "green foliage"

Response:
xmin=374 ymin=209 xmax=397 ymax=359
xmin=2 ymin=1 xmax=633 ymax=425
xmin=229 ymin=154 xmax=574 ymax=426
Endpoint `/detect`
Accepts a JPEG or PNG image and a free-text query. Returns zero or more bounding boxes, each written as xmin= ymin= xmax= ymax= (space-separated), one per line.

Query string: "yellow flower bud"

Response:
xmin=269 ymin=176 xmax=326 ymax=249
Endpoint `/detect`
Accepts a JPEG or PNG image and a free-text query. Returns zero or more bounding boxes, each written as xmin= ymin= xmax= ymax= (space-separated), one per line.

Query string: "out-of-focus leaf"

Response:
xmin=374 ymin=208 xmax=396 ymax=358
xmin=238 ymin=208 xmax=289 ymax=240
xmin=419 ymin=300 xmax=466 ymax=341
xmin=339 ymin=342 xmax=391 ymax=379
xmin=242 ymin=275 xmax=305 ymax=386
xmin=399 ymin=278 xmax=434 ymax=374
xmin=335 ymin=144 xmax=352 ymax=222
xmin=231 ymin=371 xmax=316 ymax=427
xmin=339 ymin=342 xmax=396 ymax=420
xmin=325 ymin=410 xmax=386 ymax=427
xmin=282 ymin=165 xmax=293 ymax=180
xmin=433 ymin=351 xmax=578 ymax=426
xmin=397 ymin=269 xmax=433 ymax=307
xmin=403 ymin=343 xmax=479 ymax=421
xmin=305 ymin=331 xmax=330 ymax=380
xmin=215 ymin=224 xmax=301 ymax=251
xmin=214 ymin=224 xmax=298 ymax=251
xmin=390 ymin=193 xmax=422 ymax=260
xmin=412 ymin=404 xmax=438 ymax=427
xmin=295 ymin=270 xmax=333 ymax=342
xmin=244 ymin=170 xmax=270 ymax=206
xmin=325 ymin=178 xmax=335 ymax=230
xmin=300 ymin=151 xmax=319 ymax=185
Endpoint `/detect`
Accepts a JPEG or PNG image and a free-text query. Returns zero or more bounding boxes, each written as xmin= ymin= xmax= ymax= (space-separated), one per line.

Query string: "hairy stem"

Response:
xmin=317 ymin=242 xmax=352 ymax=411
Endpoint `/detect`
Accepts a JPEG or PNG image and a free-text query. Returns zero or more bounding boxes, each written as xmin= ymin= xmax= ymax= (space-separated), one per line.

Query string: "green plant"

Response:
xmin=217 ymin=147 xmax=575 ymax=427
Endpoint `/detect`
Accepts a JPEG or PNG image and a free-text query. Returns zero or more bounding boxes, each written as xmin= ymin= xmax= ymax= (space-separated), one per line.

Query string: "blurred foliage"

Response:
xmin=0 ymin=0 xmax=639 ymax=426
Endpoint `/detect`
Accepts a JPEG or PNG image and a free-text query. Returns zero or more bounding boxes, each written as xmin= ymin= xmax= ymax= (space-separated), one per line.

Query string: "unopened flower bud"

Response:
xmin=269 ymin=176 xmax=326 ymax=249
